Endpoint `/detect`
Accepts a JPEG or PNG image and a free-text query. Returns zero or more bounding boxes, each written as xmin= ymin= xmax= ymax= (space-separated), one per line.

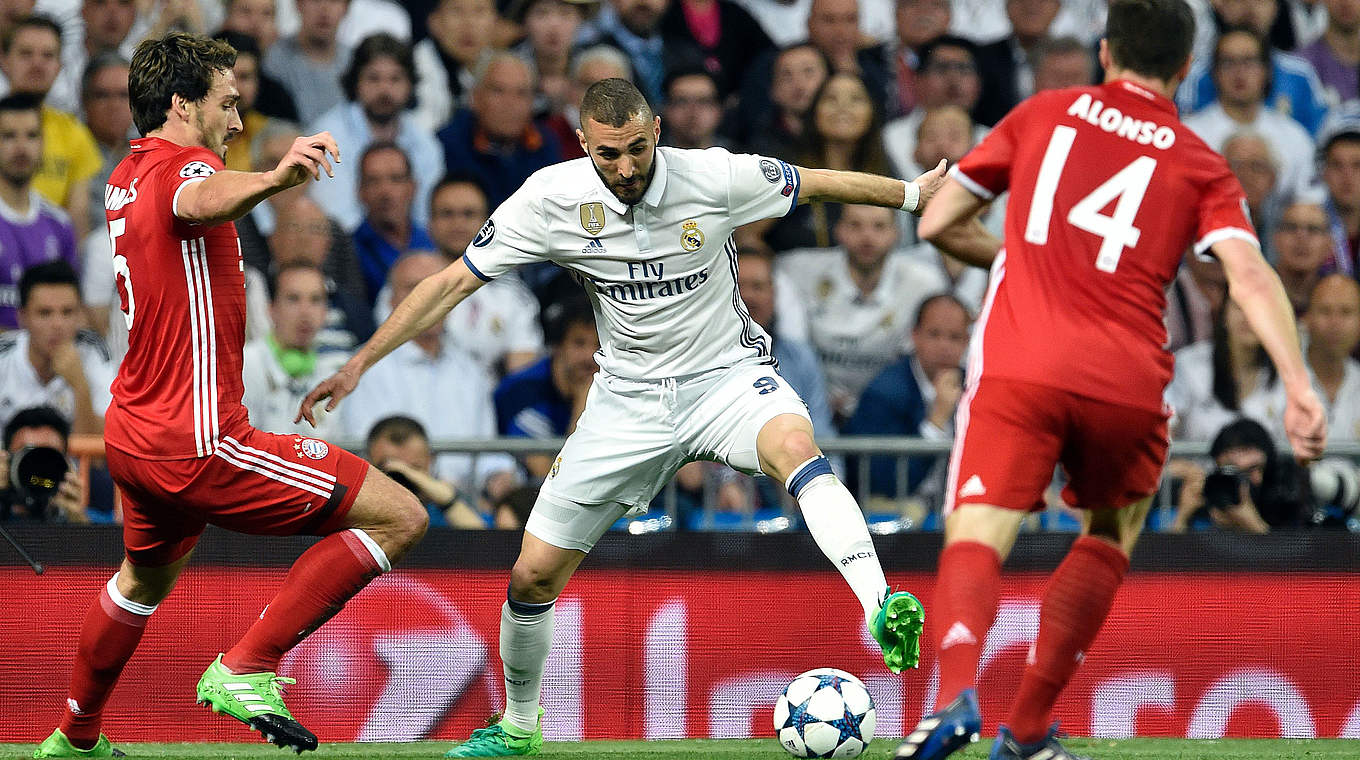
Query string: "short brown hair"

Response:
xmin=579 ymin=77 xmax=652 ymax=128
xmin=128 ymin=32 xmax=237 ymax=136
xmin=1105 ymin=0 xmax=1194 ymax=82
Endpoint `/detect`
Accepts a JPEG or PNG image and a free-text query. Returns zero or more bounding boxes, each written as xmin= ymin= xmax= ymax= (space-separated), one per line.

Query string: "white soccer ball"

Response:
xmin=773 ymin=668 xmax=876 ymax=758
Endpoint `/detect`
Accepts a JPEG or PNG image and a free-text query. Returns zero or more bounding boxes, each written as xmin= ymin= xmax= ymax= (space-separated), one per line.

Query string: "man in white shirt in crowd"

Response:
xmin=341 ymin=251 xmax=518 ymax=503
xmin=0 ymin=260 xmax=113 ymax=435
xmin=778 ymin=203 xmax=948 ymax=421
xmin=241 ymin=264 xmax=349 ymax=439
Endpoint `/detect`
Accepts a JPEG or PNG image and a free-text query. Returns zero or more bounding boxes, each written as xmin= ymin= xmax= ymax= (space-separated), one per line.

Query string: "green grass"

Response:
xmin=4 ymin=739 xmax=1360 ymax=759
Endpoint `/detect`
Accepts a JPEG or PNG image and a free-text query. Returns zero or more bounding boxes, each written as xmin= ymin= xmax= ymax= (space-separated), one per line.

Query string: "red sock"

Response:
xmin=1006 ymin=536 xmax=1129 ymax=744
xmin=61 ymin=578 xmax=154 ymax=749
xmin=223 ymin=530 xmax=384 ymax=674
xmin=933 ymin=540 xmax=1002 ymax=711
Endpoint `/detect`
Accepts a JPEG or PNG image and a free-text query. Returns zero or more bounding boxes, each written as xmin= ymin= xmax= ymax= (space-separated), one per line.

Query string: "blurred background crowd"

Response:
xmin=1 ymin=0 xmax=1358 ymax=536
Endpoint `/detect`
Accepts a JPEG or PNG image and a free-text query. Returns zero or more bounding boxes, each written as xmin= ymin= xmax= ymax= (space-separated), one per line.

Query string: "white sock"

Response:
xmin=500 ymin=597 xmax=554 ymax=734
xmin=788 ymin=457 xmax=888 ymax=623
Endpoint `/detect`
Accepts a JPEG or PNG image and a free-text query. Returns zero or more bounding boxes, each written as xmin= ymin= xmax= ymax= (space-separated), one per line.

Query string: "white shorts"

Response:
xmin=527 ymin=359 xmax=812 ymax=551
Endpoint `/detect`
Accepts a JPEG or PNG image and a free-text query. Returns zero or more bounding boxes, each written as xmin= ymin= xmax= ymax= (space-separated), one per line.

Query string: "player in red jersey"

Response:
xmin=895 ymin=2 xmax=1327 ymax=760
xmin=33 ymin=33 xmax=427 ymax=758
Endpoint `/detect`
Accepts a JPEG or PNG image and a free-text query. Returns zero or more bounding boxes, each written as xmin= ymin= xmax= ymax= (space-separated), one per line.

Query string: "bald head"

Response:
xmin=270 ymin=196 xmax=331 ymax=267
xmin=388 ymin=252 xmax=446 ymax=308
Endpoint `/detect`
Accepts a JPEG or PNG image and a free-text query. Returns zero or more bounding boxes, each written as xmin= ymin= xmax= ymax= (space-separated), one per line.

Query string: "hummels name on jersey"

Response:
xmin=1066 ymin=92 xmax=1176 ymax=150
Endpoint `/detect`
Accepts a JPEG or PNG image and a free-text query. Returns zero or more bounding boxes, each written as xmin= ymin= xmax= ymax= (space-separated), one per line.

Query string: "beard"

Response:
xmin=196 ymin=110 xmax=228 ymax=159
xmin=593 ymin=157 xmax=655 ymax=206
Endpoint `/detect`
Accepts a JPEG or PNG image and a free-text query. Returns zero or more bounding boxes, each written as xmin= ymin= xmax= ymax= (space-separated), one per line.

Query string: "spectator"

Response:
xmin=844 ymin=292 xmax=969 ymax=501
xmin=75 ymin=52 xmax=127 ymax=335
xmin=1164 ymin=250 xmax=1227 ymax=353
xmin=658 ymin=0 xmax=772 ymax=101
xmin=760 ymin=72 xmax=892 ymax=251
xmin=803 ymin=0 xmax=889 ymax=95
xmin=1 ymin=15 xmax=99 ymax=239
xmin=550 ymin=44 xmax=634 ymax=156
xmin=1273 ymin=197 xmax=1332 ymax=314
xmin=777 ymin=204 xmax=948 ymax=422
xmin=882 ymin=35 xmax=984 ymax=177
xmin=895 ymin=105 xmax=995 ymax=250
xmin=422 ymin=175 xmax=543 ymax=379
xmin=44 ymin=0 xmax=138 ymax=116
xmin=946 ymin=0 xmax=1106 ymax=47
xmin=514 ymin=0 xmax=590 ymax=120
xmin=437 ymin=52 xmax=563 ymax=209
xmin=310 ymin=33 xmax=444 ymax=233
xmin=887 ymin=0 xmax=951 ymax=117
xmin=1171 ymin=417 xmax=1311 ymax=532
xmin=1184 ymin=29 xmax=1316 ymax=197
xmin=731 ymin=0 xmax=895 ymax=47
xmin=1167 ymin=299 xmax=1279 ymax=441
xmin=972 ymin=0 xmax=1061 ymax=126
xmin=221 ymin=0 xmax=279 ymax=53
xmin=343 ymin=252 xmax=517 ymax=497
xmin=1298 ymin=0 xmax=1360 ymax=108
xmin=262 ymin=0 xmax=351 ymax=124
xmin=660 ymin=68 xmax=727 ymax=149
xmin=494 ymin=296 xmax=598 ymax=479
xmin=0 ymin=94 xmax=77 ymax=331
xmin=1180 ymin=5 xmax=1330 ymax=135
xmin=274 ymin=0 xmax=412 ymax=51
xmin=578 ymin=0 xmax=674 ymax=104
xmin=1031 ymin=35 xmax=1095 ymax=92
xmin=0 ymin=262 xmax=113 ymax=435
xmin=365 ymin=414 xmax=488 ymax=527
xmin=1299 ymin=275 xmax=1360 ymax=435
xmin=240 ymin=264 xmax=349 ymax=439
xmin=1322 ymin=121 xmax=1360 ymax=275
xmin=412 ymin=0 xmax=497 ymax=133
xmin=735 ymin=250 xmax=832 ymax=435
xmin=351 ymin=142 xmax=435 ymax=303
xmin=491 ymin=484 xmax=537 ymax=529
xmin=741 ymin=42 xmax=827 ymax=160
xmin=1222 ymin=129 xmax=1283 ymax=242
xmin=212 ymin=32 xmax=271 ymax=173
xmin=0 ymin=405 xmax=87 ymax=522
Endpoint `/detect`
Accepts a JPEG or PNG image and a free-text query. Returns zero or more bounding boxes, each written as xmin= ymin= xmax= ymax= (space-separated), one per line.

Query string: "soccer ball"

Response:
xmin=773 ymin=668 xmax=876 ymax=758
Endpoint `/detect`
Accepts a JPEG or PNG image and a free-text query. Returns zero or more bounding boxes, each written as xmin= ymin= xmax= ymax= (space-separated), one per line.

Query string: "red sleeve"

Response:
xmin=1192 ymin=160 xmax=1258 ymax=257
xmin=952 ymin=99 xmax=1025 ymax=200
xmin=158 ymin=146 xmax=226 ymax=222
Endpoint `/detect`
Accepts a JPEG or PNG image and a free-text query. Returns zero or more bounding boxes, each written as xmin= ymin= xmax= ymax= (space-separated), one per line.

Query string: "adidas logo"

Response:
xmin=940 ymin=621 xmax=977 ymax=650
xmin=581 ymin=237 xmax=606 ymax=255
xmin=959 ymin=474 xmax=986 ymax=498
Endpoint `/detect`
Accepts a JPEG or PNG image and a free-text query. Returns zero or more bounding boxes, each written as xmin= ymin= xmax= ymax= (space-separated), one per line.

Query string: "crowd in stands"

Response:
xmin=3 ymin=0 xmax=1360 ymax=534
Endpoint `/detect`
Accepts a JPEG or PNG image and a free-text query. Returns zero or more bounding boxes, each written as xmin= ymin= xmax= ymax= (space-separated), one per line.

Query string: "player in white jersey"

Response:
xmin=299 ymin=78 xmax=962 ymax=756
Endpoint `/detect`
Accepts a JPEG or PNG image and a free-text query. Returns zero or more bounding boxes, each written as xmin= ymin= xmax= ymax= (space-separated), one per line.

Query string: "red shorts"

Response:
xmin=107 ymin=427 xmax=370 ymax=566
xmin=944 ymin=377 xmax=1169 ymax=516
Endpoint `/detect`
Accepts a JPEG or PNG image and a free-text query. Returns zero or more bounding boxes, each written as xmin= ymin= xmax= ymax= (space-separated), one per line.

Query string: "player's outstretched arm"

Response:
xmin=795 ymin=159 xmax=947 ymax=216
xmin=1215 ymin=237 xmax=1327 ymax=461
xmin=917 ymin=177 xmax=1001 ymax=268
xmin=295 ymin=257 xmax=486 ymax=426
xmin=174 ymin=133 xmax=341 ymax=226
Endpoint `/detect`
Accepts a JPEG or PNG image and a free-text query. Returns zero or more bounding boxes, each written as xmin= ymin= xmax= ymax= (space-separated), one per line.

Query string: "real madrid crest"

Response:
xmin=680 ymin=219 xmax=705 ymax=252
xmin=579 ymin=202 xmax=605 ymax=235
xmin=549 ymin=456 xmax=562 ymax=479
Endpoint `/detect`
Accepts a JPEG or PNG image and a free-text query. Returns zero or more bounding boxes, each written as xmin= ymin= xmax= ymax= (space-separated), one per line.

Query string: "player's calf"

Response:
xmin=340 ymin=469 xmax=429 ymax=564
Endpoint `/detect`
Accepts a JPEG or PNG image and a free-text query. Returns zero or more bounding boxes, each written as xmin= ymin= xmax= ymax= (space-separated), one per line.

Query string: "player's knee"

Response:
xmin=509 ymin=560 xmax=563 ymax=604
xmin=780 ymin=429 xmax=819 ymax=468
xmin=391 ymin=492 xmax=429 ymax=549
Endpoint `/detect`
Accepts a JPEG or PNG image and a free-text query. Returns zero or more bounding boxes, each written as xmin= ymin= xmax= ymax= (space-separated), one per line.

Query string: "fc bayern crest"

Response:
xmin=680 ymin=220 xmax=705 ymax=252
xmin=295 ymin=438 xmax=329 ymax=460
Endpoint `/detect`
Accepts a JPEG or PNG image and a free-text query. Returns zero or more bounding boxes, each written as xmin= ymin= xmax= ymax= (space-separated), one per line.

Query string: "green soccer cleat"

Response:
xmin=195 ymin=654 xmax=318 ymax=753
xmin=33 ymin=729 xmax=124 ymax=758
xmin=870 ymin=588 xmax=926 ymax=673
xmin=445 ymin=708 xmax=545 ymax=757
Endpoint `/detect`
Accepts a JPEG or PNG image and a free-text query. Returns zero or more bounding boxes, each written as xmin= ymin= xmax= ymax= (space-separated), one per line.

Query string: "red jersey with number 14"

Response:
xmin=953 ymin=80 xmax=1257 ymax=413
xmin=103 ymin=137 xmax=249 ymax=459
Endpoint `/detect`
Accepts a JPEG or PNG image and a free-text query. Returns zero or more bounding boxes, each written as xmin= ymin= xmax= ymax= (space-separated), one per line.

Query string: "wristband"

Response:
xmin=900 ymin=179 xmax=921 ymax=213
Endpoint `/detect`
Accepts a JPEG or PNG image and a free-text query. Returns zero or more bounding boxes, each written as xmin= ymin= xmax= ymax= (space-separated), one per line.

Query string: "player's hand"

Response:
xmin=50 ymin=341 xmax=87 ymax=388
xmin=296 ymin=366 xmax=359 ymax=427
xmin=909 ymin=159 xmax=948 ymax=217
xmin=1283 ymin=386 xmax=1327 ymax=463
xmin=271 ymin=132 xmax=341 ymax=189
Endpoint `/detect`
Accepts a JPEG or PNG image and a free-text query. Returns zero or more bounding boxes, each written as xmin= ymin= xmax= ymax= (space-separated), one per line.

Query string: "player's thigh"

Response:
xmin=1082 ymin=495 xmax=1154 ymax=556
xmin=337 ymin=465 xmax=429 ymax=560
xmin=539 ymin=374 xmax=685 ymax=510
xmin=945 ymin=378 xmax=1066 ymax=518
xmin=1060 ymin=396 xmax=1170 ymax=516
xmin=106 ymin=446 xmax=207 ymax=569
xmin=682 ymin=363 xmax=812 ymax=477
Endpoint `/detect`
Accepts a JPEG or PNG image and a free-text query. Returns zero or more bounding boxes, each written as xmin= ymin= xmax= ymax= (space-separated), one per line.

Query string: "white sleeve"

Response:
xmin=726 ymin=151 xmax=801 ymax=228
xmin=460 ymin=182 xmax=552 ymax=281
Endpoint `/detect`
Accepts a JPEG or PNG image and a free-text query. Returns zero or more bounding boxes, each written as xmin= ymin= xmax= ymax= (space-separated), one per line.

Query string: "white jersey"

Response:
xmin=463 ymin=147 xmax=800 ymax=380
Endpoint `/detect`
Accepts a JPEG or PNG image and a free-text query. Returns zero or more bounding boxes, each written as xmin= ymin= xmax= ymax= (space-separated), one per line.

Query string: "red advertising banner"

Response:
xmin=6 ymin=568 xmax=1360 ymax=743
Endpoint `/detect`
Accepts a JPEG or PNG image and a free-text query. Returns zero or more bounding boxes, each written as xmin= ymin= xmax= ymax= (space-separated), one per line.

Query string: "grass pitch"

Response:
xmin=3 ymin=739 xmax=1360 ymax=759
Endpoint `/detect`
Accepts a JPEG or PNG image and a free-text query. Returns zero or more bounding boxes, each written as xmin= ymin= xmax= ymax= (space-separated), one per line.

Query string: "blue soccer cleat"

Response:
xmin=893 ymin=688 xmax=981 ymax=760
xmin=988 ymin=724 xmax=1090 ymax=760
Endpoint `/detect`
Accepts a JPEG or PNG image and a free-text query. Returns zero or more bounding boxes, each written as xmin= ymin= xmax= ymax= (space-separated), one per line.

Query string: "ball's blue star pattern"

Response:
xmin=827 ymin=704 xmax=866 ymax=745
xmin=817 ymin=674 xmax=845 ymax=693
xmin=782 ymin=696 xmax=819 ymax=733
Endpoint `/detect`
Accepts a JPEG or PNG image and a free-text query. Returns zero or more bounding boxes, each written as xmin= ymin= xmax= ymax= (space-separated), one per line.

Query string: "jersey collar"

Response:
xmin=1106 ymin=79 xmax=1177 ymax=116
xmin=591 ymin=146 xmax=669 ymax=214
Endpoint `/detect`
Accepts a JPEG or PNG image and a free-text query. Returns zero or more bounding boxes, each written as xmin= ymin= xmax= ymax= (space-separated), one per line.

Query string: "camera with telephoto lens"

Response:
xmin=1202 ymin=464 xmax=1247 ymax=511
xmin=8 ymin=445 xmax=70 ymax=519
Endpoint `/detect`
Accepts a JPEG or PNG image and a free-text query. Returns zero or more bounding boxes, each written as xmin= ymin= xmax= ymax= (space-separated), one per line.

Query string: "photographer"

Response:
xmin=364 ymin=415 xmax=488 ymax=529
xmin=1172 ymin=418 xmax=1312 ymax=533
xmin=0 ymin=405 xmax=86 ymax=522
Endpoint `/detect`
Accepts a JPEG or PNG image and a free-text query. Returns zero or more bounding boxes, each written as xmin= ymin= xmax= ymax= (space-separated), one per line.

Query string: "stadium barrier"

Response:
xmin=4 ymin=527 xmax=1359 ymax=743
